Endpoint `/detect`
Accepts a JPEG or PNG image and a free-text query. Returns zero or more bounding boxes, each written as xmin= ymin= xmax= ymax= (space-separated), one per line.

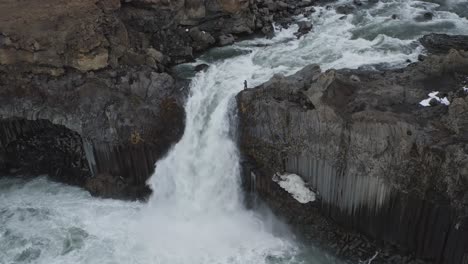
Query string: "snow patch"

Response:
xmin=463 ymin=86 xmax=468 ymax=93
xmin=273 ymin=173 xmax=316 ymax=204
xmin=419 ymin=91 xmax=450 ymax=107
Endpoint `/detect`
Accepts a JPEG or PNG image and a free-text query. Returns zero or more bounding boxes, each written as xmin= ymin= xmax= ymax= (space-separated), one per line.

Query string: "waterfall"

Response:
xmin=139 ymin=3 xmax=468 ymax=261
xmin=138 ymin=36 xmax=300 ymax=264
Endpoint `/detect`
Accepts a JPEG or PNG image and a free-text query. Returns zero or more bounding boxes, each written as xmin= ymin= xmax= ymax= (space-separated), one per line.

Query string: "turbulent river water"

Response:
xmin=2 ymin=1 xmax=468 ymax=263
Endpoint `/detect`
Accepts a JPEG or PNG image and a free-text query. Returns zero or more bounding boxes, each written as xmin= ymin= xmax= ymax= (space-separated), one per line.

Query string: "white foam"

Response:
xmin=420 ymin=91 xmax=450 ymax=106
xmin=273 ymin=173 xmax=316 ymax=204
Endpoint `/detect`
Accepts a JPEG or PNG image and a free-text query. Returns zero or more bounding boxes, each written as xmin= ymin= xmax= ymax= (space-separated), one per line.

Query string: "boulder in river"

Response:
xmin=194 ymin=63 xmax=209 ymax=72
xmin=252 ymin=0 xmax=318 ymax=36
xmin=294 ymin=21 xmax=313 ymax=38
xmin=218 ymin=34 xmax=236 ymax=46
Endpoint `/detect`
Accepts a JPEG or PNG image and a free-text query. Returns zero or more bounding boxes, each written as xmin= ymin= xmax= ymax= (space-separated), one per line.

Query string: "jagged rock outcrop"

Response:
xmin=420 ymin=34 xmax=468 ymax=55
xmin=237 ymin=47 xmax=468 ymax=262
xmin=0 ymin=64 xmax=185 ymax=199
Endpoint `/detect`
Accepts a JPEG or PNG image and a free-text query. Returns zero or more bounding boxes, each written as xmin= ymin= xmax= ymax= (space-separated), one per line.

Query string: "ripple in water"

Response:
xmin=2 ymin=1 xmax=468 ymax=263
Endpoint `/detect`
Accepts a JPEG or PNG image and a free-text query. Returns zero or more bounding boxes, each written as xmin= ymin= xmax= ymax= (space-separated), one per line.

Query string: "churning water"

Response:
xmin=1 ymin=1 xmax=468 ymax=263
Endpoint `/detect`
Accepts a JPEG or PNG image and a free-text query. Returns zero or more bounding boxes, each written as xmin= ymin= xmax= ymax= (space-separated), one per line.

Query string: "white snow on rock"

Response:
xmin=273 ymin=173 xmax=316 ymax=204
xmin=463 ymin=86 xmax=468 ymax=93
xmin=419 ymin=91 xmax=450 ymax=107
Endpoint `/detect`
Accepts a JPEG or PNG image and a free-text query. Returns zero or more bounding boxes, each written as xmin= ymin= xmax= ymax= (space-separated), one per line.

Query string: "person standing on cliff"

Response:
xmin=244 ymin=80 xmax=248 ymax=89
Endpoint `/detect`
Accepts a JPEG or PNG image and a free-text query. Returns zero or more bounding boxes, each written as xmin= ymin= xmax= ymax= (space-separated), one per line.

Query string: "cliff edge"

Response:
xmin=237 ymin=38 xmax=468 ymax=263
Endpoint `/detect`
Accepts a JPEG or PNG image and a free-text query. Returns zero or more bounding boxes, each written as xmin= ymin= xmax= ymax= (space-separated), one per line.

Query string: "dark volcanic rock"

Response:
xmin=0 ymin=65 xmax=186 ymax=200
xmin=218 ymin=34 xmax=236 ymax=46
xmin=336 ymin=4 xmax=355 ymax=15
xmin=194 ymin=63 xmax=209 ymax=72
xmin=252 ymin=0 xmax=320 ymax=37
xmin=423 ymin=12 xmax=433 ymax=20
xmin=353 ymin=0 xmax=362 ymax=6
xmin=189 ymin=27 xmax=216 ymax=51
xmin=295 ymin=21 xmax=313 ymax=38
xmin=420 ymin=33 xmax=468 ymax=54
xmin=237 ymin=49 xmax=468 ymax=263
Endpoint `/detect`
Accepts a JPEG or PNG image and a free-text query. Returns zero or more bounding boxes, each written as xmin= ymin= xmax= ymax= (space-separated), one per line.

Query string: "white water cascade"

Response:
xmin=139 ymin=36 xmax=300 ymax=264
xmin=1 ymin=1 xmax=468 ymax=263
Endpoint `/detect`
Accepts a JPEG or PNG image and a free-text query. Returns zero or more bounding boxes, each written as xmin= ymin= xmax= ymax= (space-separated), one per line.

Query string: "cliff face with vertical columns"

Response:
xmin=0 ymin=66 xmax=186 ymax=199
xmin=237 ymin=49 xmax=468 ymax=263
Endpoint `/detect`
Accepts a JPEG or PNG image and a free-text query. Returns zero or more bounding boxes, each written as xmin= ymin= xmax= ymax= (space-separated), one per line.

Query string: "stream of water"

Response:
xmin=1 ymin=0 xmax=468 ymax=263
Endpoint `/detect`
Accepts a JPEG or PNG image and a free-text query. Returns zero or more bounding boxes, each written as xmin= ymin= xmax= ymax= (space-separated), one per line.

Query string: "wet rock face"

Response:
xmin=251 ymin=0 xmax=320 ymax=36
xmin=0 ymin=119 xmax=90 ymax=186
xmin=295 ymin=21 xmax=313 ymax=38
xmin=237 ymin=50 xmax=468 ymax=263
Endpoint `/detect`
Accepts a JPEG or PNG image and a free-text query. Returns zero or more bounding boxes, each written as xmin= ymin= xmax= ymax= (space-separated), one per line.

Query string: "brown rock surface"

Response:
xmin=0 ymin=0 xmax=115 ymax=71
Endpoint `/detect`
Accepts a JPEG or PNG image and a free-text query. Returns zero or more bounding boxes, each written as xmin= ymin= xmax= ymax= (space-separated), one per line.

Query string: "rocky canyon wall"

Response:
xmin=237 ymin=41 xmax=468 ymax=263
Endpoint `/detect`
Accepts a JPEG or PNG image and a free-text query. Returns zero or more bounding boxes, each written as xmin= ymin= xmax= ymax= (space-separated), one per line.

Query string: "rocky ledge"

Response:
xmin=237 ymin=36 xmax=468 ymax=263
xmin=0 ymin=0 xmax=316 ymax=199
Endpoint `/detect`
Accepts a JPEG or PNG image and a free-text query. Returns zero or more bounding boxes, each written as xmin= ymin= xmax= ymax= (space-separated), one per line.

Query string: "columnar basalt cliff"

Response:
xmin=237 ymin=39 xmax=468 ymax=263
xmin=0 ymin=65 xmax=186 ymax=199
